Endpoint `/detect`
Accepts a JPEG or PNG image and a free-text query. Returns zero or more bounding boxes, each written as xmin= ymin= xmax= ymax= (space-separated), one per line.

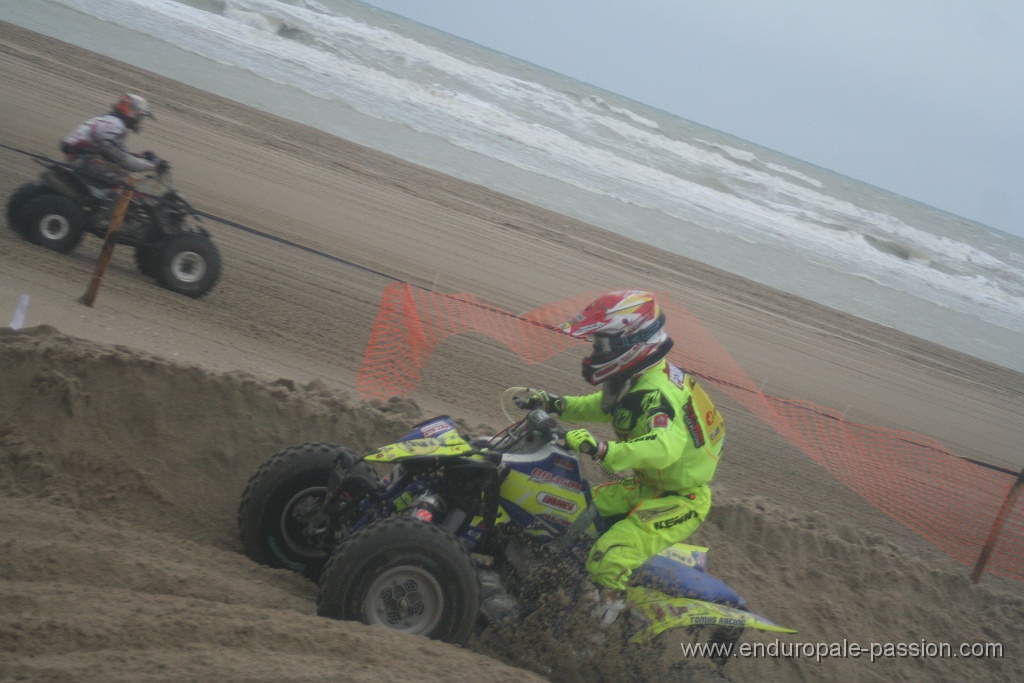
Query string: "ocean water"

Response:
xmin=3 ymin=0 xmax=1024 ymax=373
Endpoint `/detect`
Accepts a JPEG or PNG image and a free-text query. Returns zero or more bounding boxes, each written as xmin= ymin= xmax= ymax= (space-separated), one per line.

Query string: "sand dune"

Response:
xmin=2 ymin=327 xmax=1020 ymax=682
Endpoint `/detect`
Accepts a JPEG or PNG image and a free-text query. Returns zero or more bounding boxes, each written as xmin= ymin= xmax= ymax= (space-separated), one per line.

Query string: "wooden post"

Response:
xmin=79 ymin=177 xmax=136 ymax=307
xmin=971 ymin=466 xmax=1024 ymax=583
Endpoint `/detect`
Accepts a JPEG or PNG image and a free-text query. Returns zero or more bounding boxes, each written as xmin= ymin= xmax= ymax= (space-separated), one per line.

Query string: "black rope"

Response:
xmin=2 ymin=142 xmax=1013 ymax=477
xmin=190 ymin=208 xmax=404 ymax=284
xmin=0 ymin=141 xmax=54 ymax=162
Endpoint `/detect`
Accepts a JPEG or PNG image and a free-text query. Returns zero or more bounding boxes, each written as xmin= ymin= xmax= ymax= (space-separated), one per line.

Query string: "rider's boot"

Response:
xmin=479 ymin=568 xmax=520 ymax=623
xmin=586 ymin=586 xmax=628 ymax=627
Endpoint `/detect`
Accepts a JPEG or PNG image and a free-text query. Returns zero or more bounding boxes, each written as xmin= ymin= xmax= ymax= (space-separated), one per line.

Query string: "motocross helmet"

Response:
xmin=114 ymin=94 xmax=153 ymax=132
xmin=562 ymin=290 xmax=672 ymax=385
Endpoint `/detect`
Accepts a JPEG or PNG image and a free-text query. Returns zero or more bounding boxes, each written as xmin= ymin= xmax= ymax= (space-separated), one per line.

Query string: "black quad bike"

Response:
xmin=5 ymin=155 xmax=221 ymax=298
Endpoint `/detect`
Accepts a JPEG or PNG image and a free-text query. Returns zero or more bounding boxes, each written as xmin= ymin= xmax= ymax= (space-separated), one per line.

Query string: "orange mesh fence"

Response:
xmin=358 ymin=284 xmax=1023 ymax=580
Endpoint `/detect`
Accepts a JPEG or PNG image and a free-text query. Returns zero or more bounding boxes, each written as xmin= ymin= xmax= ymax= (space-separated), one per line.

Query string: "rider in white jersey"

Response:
xmin=61 ymin=94 xmax=165 ymax=187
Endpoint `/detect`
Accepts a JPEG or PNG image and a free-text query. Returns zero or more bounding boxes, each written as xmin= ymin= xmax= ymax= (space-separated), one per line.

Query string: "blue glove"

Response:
xmin=565 ymin=429 xmax=606 ymax=460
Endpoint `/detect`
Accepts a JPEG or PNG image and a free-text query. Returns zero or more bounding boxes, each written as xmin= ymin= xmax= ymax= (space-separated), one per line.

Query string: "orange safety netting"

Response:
xmin=358 ymin=284 xmax=1023 ymax=580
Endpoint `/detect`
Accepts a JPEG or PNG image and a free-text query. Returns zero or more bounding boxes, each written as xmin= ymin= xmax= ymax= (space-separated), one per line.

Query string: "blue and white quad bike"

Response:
xmin=238 ymin=388 xmax=795 ymax=665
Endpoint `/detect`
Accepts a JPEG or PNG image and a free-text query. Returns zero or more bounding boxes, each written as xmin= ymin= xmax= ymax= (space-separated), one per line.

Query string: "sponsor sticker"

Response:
xmin=648 ymin=413 xmax=670 ymax=430
xmin=530 ymin=467 xmax=582 ymax=492
xmin=420 ymin=420 xmax=452 ymax=437
xmin=667 ymin=605 xmax=690 ymax=619
xmin=552 ymin=455 xmax=576 ymax=471
xmin=540 ymin=512 xmax=572 ymax=529
xmin=654 ymin=509 xmax=698 ymax=530
xmin=536 ymin=492 xmax=579 ymax=514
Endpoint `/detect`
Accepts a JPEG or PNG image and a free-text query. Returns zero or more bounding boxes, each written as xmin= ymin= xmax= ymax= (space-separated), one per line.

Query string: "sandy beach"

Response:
xmin=1 ymin=22 xmax=1021 ymax=682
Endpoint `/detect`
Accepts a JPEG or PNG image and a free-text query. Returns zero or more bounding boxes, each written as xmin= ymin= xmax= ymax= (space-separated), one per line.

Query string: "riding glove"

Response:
xmin=526 ymin=389 xmax=565 ymax=414
xmin=565 ymin=428 xmax=607 ymax=460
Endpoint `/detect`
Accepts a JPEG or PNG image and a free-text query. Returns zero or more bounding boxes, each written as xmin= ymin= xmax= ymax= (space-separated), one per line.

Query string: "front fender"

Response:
xmin=365 ymin=432 xmax=475 ymax=462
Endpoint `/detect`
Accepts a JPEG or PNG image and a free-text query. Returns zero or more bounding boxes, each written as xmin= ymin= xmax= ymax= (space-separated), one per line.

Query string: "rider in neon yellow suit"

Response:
xmin=531 ymin=291 xmax=725 ymax=593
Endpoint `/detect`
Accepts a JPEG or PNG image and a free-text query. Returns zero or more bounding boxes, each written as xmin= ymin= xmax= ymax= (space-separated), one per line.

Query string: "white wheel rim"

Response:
xmin=364 ymin=566 xmax=445 ymax=635
xmin=170 ymin=250 xmax=207 ymax=283
xmin=39 ymin=214 xmax=71 ymax=241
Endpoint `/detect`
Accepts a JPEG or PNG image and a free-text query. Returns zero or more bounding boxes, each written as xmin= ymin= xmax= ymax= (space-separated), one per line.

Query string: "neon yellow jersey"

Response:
xmin=560 ymin=360 xmax=724 ymax=492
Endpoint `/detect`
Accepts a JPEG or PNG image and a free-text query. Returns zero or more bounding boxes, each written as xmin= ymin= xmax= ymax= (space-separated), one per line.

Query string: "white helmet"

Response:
xmin=114 ymin=93 xmax=153 ymax=131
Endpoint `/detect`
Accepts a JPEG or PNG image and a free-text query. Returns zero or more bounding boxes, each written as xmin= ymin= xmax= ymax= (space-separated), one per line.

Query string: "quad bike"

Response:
xmin=5 ymin=155 xmax=221 ymax=298
xmin=238 ymin=388 xmax=796 ymax=665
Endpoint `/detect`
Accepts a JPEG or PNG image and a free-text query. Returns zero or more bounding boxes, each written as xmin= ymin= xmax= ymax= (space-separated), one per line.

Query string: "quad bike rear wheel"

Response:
xmin=238 ymin=443 xmax=376 ymax=581
xmin=155 ymin=233 xmax=221 ymax=298
xmin=5 ymin=183 xmax=50 ymax=236
xmin=317 ymin=517 xmax=481 ymax=644
xmin=19 ymin=194 xmax=86 ymax=253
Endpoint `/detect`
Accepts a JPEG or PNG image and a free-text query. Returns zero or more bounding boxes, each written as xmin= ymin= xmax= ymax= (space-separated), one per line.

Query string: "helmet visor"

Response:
xmin=591 ymin=334 xmax=624 ymax=356
xmin=589 ymin=314 xmax=665 ymax=355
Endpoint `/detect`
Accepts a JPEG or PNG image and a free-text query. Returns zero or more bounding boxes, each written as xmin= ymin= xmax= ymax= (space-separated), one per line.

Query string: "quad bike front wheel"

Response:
xmin=238 ymin=443 xmax=376 ymax=581
xmin=317 ymin=517 xmax=481 ymax=645
xmin=155 ymin=233 xmax=221 ymax=298
xmin=19 ymin=194 xmax=86 ymax=253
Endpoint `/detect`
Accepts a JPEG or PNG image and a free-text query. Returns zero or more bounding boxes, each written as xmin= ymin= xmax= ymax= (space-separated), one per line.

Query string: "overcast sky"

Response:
xmin=360 ymin=0 xmax=1024 ymax=240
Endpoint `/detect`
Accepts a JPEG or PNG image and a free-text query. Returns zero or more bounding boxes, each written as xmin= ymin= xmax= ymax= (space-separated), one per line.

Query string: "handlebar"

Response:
xmin=138 ymin=150 xmax=170 ymax=177
xmin=497 ymin=388 xmax=568 ymax=452
xmin=502 ymin=386 xmax=549 ymax=422
xmin=525 ymin=408 xmax=563 ymax=438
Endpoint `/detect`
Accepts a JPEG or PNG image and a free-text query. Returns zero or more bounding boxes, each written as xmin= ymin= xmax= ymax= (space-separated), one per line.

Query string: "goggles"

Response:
xmin=590 ymin=315 xmax=665 ymax=355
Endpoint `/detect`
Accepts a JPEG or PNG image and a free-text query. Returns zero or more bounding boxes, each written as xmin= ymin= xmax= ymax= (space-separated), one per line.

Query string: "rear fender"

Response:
xmin=625 ymin=586 xmax=798 ymax=643
xmin=632 ymin=552 xmax=743 ymax=607
xmin=40 ymin=169 xmax=92 ymax=205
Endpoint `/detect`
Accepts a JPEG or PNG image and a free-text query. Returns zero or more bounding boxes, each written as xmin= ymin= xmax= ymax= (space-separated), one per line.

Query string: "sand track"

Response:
xmin=1 ymin=22 xmax=1021 ymax=682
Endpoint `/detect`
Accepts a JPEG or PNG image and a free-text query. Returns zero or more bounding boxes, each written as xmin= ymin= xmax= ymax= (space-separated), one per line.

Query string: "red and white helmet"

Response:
xmin=114 ymin=94 xmax=153 ymax=131
xmin=562 ymin=290 xmax=671 ymax=385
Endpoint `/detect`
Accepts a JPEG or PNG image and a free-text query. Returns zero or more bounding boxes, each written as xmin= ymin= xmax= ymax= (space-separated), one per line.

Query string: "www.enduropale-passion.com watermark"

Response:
xmin=681 ymin=638 xmax=1004 ymax=663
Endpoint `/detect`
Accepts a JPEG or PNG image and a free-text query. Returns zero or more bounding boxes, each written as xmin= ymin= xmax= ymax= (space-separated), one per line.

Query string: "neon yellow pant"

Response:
xmin=586 ymin=478 xmax=711 ymax=590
